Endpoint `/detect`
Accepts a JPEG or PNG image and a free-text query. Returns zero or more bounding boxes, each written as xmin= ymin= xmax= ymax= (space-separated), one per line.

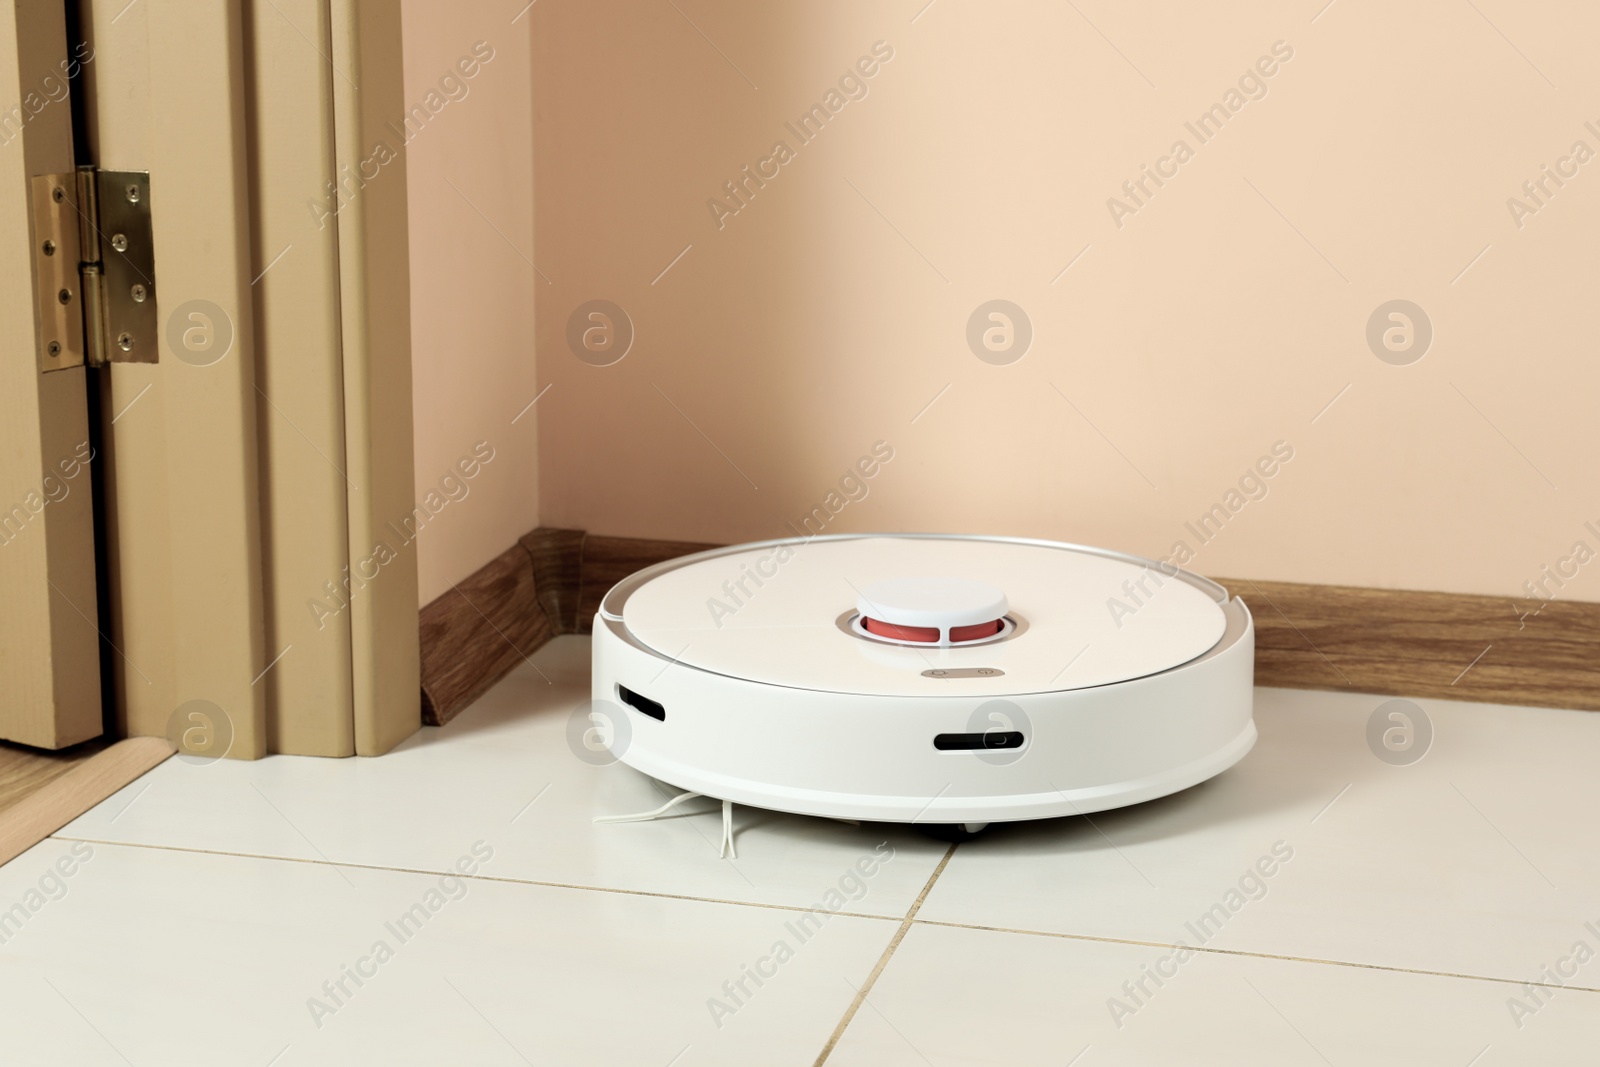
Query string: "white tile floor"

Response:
xmin=4 ymin=635 xmax=1597 ymax=1065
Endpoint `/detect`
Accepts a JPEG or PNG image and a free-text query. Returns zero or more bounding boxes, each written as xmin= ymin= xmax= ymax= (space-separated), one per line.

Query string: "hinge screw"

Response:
xmin=131 ymin=283 xmax=147 ymax=303
xmin=42 ymin=239 xmax=56 ymax=256
xmin=117 ymin=332 xmax=134 ymax=352
xmin=52 ymin=186 xmax=64 ymax=203
xmin=58 ymin=288 xmax=72 ymax=305
xmin=47 ymin=341 xmax=61 ymax=357
xmin=111 ymin=233 xmax=129 ymax=253
xmin=125 ymin=185 xmax=140 ymax=204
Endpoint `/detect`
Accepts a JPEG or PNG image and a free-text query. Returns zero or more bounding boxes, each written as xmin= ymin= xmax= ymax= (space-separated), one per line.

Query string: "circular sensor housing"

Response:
xmin=856 ymin=577 xmax=1008 ymax=647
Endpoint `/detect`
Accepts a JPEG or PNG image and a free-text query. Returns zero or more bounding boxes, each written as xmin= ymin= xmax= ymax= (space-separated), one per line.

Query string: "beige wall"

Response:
xmin=531 ymin=2 xmax=1599 ymax=604
xmin=403 ymin=0 xmax=538 ymax=605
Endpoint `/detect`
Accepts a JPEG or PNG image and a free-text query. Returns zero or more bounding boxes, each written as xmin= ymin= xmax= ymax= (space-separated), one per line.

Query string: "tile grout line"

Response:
xmin=812 ymin=842 xmax=959 ymax=1067
xmin=908 ymin=917 xmax=1600 ymax=997
xmin=50 ymin=836 xmax=1600 ymax=1001
xmin=44 ymin=834 xmax=905 ymax=924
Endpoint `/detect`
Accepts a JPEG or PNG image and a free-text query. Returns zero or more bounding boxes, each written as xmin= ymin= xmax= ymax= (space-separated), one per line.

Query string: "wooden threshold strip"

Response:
xmin=0 ymin=737 xmax=174 ymax=867
xmin=416 ymin=529 xmax=1600 ymax=725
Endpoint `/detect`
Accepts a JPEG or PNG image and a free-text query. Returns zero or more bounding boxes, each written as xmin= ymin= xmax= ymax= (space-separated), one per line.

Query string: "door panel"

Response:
xmin=80 ymin=0 xmax=268 ymax=758
xmin=0 ymin=0 xmax=101 ymax=749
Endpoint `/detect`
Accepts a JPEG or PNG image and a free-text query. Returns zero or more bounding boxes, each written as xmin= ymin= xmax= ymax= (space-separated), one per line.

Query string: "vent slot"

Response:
xmin=618 ymin=685 xmax=665 ymax=721
xmin=934 ymin=731 xmax=1024 ymax=751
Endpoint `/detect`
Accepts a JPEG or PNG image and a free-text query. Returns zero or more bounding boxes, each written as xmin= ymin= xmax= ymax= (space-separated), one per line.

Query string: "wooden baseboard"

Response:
xmin=418 ymin=530 xmax=719 ymax=725
xmin=520 ymin=527 xmax=584 ymax=635
xmin=417 ymin=529 xmax=1600 ymax=724
xmin=572 ymin=534 xmax=720 ymax=633
xmin=1217 ymin=576 xmax=1600 ymax=711
xmin=418 ymin=543 xmax=554 ymax=726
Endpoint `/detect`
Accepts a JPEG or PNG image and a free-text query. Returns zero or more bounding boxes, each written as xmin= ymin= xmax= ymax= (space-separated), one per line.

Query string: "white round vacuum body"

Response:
xmin=590 ymin=534 xmax=1255 ymax=824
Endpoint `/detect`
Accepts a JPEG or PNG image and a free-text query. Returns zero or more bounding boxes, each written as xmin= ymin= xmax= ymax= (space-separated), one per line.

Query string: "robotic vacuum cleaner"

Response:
xmin=590 ymin=534 xmax=1255 ymax=828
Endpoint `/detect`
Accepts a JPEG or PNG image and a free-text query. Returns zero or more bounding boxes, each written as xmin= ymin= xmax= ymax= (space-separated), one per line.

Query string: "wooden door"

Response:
xmin=0 ymin=0 xmax=101 ymax=750
xmin=1 ymin=0 xmax=419 ymax=758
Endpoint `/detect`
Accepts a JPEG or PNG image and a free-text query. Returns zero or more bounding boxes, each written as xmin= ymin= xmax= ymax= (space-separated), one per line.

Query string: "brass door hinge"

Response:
xmin=31 ymin=167 xmax=158 ymax=372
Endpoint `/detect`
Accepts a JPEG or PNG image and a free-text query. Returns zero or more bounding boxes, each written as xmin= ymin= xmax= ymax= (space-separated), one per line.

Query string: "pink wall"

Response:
xmin=530 ymin=1 xmax=1600 ymax=602
xmin=403 ymin=0 xmax=539 ymax=605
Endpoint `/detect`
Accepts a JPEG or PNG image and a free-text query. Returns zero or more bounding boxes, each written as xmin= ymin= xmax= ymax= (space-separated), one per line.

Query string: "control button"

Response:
xmin=921 ymin=667 xmax=1005 ymax=679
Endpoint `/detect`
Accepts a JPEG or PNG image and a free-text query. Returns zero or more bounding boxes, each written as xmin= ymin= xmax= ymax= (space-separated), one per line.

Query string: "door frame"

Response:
xmin=0 ymin=0 xmax=419 ymax=758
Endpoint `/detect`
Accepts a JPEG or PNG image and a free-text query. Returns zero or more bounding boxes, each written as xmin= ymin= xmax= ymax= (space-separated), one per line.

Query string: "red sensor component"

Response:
xmin=862 ymin=617 xmax=1004 ymax=643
